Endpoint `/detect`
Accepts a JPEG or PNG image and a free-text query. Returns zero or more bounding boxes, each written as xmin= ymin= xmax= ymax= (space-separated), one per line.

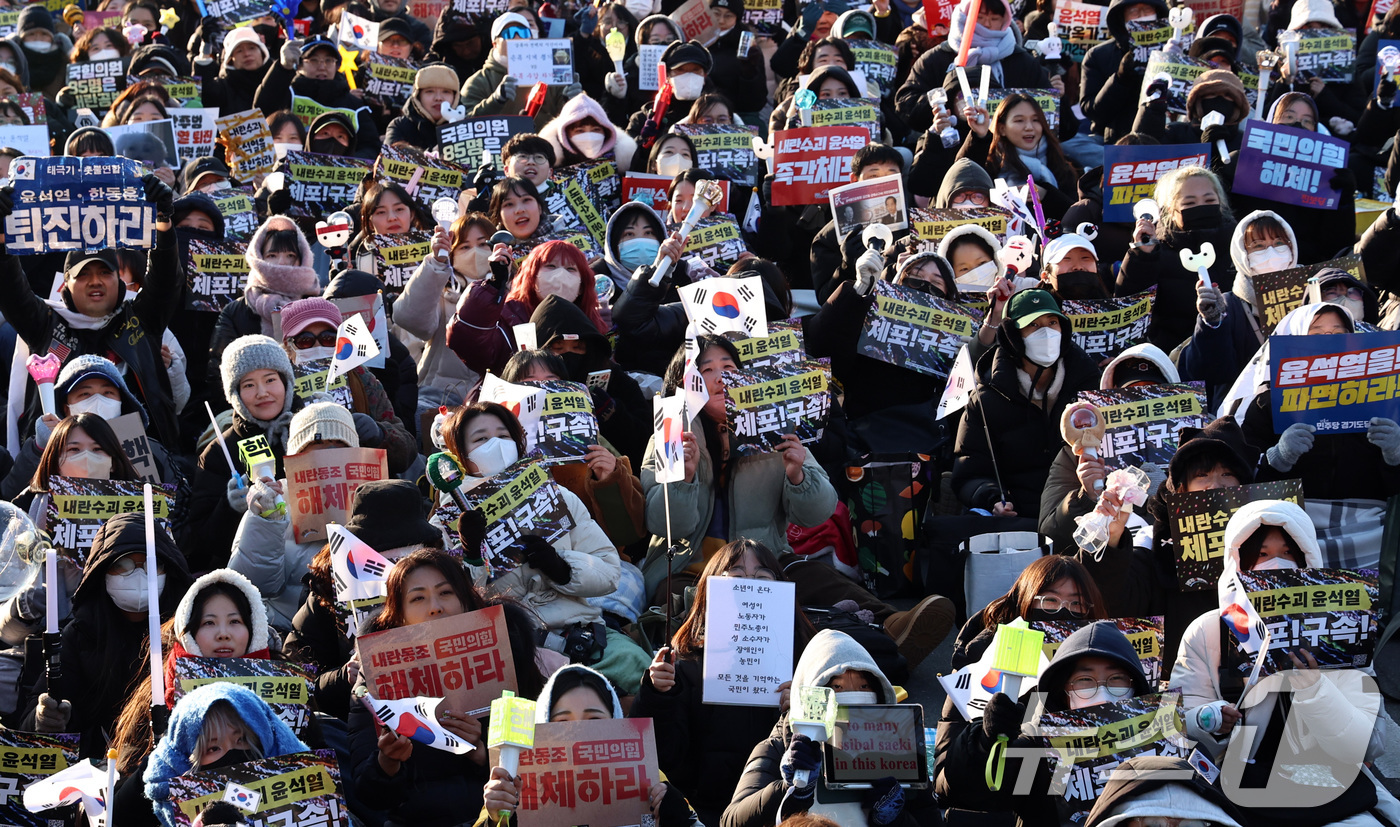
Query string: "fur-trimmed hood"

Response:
xmin=173 ymin=568 xmax=271 ymax=657
xmin=938 ymin=223 xmax=1006 ymax=286
xmin=539 ymin=93 xmax=637 ymax=172
xmin=535 ymin=664 xmax=623 ymax=722
xmin=1221 ymin=499 xmax=1323 ymax=584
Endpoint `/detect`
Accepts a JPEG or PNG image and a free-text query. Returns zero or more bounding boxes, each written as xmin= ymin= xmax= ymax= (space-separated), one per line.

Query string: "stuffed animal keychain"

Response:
xmin=1060 ymin=400 xmax=1107 ymax=490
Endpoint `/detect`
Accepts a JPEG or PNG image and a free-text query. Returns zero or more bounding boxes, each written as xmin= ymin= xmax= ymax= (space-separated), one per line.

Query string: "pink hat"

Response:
xmin=280 ymin=297 xmax=341 ymax=338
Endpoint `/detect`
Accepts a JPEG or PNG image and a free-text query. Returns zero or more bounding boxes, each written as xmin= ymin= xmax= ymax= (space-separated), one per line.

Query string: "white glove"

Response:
xmin=1328 ymin=116 xmax=1355 ymax=137
xmin=226 ymin=475 xmax=249 ymax=514
xmin=605 ymin=71 xmax=627 ymax=98
xmin=490 ymin=74 xmax=519 ymax=105
xmin=246 ymin=478 xmax=285 ymax=519
xmin=280 ymin=40 xmax=301 ymax=71
xmin=1267 ymin=422 xmax=1315 ymax=471
xmin=35 ymin=693 xmax=71 ymax=732
xmin=855 ymin=248 xmax=883 ymax=296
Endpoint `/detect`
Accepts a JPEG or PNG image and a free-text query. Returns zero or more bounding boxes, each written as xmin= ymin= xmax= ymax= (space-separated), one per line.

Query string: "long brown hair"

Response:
xmin=113 ymin=619 xmax=178 ymax=774
xmin=672 ymin=539 xmax=816 ymax=660
xmin=978 ymin=555 xmax=1106 ymax=630
xmin=32 ymin=413 xmax=141 ymax=491
xmin=370 ymin=549 xmax=484 ymax=632
xmin=985 ymin=93 xmax=1078 ymax=195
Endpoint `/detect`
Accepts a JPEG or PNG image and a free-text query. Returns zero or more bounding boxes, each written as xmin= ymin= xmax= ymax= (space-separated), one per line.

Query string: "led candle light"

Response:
xmin=44 ymin=549 xmax=57 ymax=635
xmin=650 ymin=179 xmax=723 ymax=286
xmin=238 ymin=435 xmax=286 ymax=518
xmin=605 ymin=28 xmax=627 ymax=75
xmin=488 ymin=690 xmax=537 ymax=804
xmin=788 ymin=685 xmax=836 ymax=788
xmin=795 ymin=89 xmax=816 ymax=127
xmin=25 ymin=354 xmax=61 ymax=418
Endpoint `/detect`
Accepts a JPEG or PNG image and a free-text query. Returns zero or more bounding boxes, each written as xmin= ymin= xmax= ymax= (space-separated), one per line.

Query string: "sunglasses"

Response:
xmin=501 ymin=26 xmax=531 ymax=38
xmin=288 ymin=330 xmax=337 ymax=350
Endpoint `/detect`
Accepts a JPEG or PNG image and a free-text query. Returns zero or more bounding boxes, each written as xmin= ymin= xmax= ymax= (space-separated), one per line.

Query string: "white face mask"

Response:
xmin=655 ymin=153 xmax=692 ymax=177
xmin=833 ymin=691 xmax=878 ymax=705
xmin=1246 ymin=246 xmax=1292 ymax=274
xmin=1253 ymin=555 xmax=1299 ymax=571
xmin=67 ymin=394 xmax=122 ymax=420
xmin=572 ymin=132 xmax=606 ymax=159
xmin=537 ymin=266 xmax=582 ymax=302
xmin=1126 ymin=14 xmax=1157 ymax=22
xmin=295 ymin=346 xmax=336 ymax=364
xmin=273 ymin=141 xmax=301 ymax=160
xmin=60 ymin=450 xmax=112 ymax=479
xmin=0 ymin=62 xmax=15 ymax=74
xmin=25 ymin=40 xmax=54 ymax=53
xmin=1068 ymin=685 xmax=1118 ymax=710
xmin=468 ymin=436 xmax=519 ymax=477
xmin=1023 ymin=327 xmax=1061 ymax=367
xmin=89 ymin=48 xmax=120 ymax=61
xmin=715 ymin=27 xmax=733 ymax=37
xmin=625 ymin=0 xmax=653 ymax=17
xmin=1330 ymin=296 xmax=1364 ymax=322
xmin=671 ymin=72 xmax=705 ymax=100
xmin=105 ymin=568 xmax=166 ymax=613
xmin=957 ymin=260 xmax=999 ymax=288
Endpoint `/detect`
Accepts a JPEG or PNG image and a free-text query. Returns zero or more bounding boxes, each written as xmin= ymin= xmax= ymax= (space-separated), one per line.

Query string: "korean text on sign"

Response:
xmin=357 ymin=604 xmax=517 ymax=716
xmin=1166 ymin=479 xmax=1305 ymax=591
xmin=1270 ymin=331 xmax=1400 ymax=434
xmin=1234 ymin=120 xmax=1348 ymax=211
xmin=702 ymin=577 xmax=796 ymax=706
xmin=4 ymin=157 xmax=155 ymax=254
xmin=1101 ymin=145 xmax=1210 ymax=222
xmin=769 ymin=126 xmax=870 ymax=206
xmin=722 ymin=360 xmax=831 ymax=455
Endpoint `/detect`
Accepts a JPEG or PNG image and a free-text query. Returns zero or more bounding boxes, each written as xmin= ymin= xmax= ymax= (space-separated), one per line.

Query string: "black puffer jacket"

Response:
xmin=193 ymin=56 xmax=271 ymax=118
xmin=284 ymin=589 xmax=355 ymax=721
xmin=1114 ymin=221 xmax=1237 ymax=352
xmin=384 ymin=93 xmax=441 ymax=149
xmin=1079 ymin=0 xmax=1168 ymax=143
xmin=894 ymin=41 xmax=1050 ymax=133
xmin=706 ymin=27 xmax=769 ymax=114
xmin=1242 ymin=388 xmax=1400 ymax=500
xmin=253 ymin=63 xmax=382 ymax=159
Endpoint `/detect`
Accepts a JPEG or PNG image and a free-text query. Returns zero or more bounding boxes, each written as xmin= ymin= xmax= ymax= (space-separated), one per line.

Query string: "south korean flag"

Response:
xmin=652 ymin=394 xmax=687 ymax=483
xmin=678 ymin=276 xmax=769 ymax=338
xmin=327 ymin=312 xmax=382 ymax=384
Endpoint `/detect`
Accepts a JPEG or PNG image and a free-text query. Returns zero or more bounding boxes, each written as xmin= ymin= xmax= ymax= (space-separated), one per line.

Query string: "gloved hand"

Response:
xmin=1140 ymin=461 xmax=1167 ymax=495
xmin=780 ymin=733 xmax=822 ymax=794
xmin=1195 ymin=280 xmax=1223 ymax=325
xmin=1329 ymin=166 xmax=1356 ymax=193
xmin=1200 ymin=122 xmax=1232 ymax=147
xmin=142 ymin=174 xmax=174 ymax=217
xmin=34 ymin=693 xmax=71 ymax=732
xmin=794 ymin=1 xmax=824 ymax=38
xmin=489 ymin=252 xmax=511 ymax=295
xmin=1329 ymin=116 xmax=1355 ymax=136
xmin=639 ymin=116 xmax=661 ymax=144
xmin=1143 ymin=77 xmax=1170 ymax=110
xmin=605 ymin=71 xmax=627 ymax=98
xmin=518 ymin=535 xmax=572 ymax=583
xmin=1381 ymin=76 xmax=1398 ymax=108
xmin=562 ymin=73 xmax=583 ymax=100
xmin=1117 ymin=50 xmax=1142 ymax=78
xmin=34 ymin=413 xmax=56 ymax=449
xmin=279 ymin=39 xmax=300 ymax=70
xmin=353 ymin=412 xmax=384 ymax=447
xmin=471 ymin=162 xmax=498 ymax=193
xmin=55 ymin=88 xmax=76 ymax=108
xmin=226 ymin=475 xmax=249 ymax=514
xmin=458 ymin=507 xmax=487 ymax=558
xmin=1368 ymin=417 xmax=1400 ymax=465
xmin=855 ymin=248 xmax=882 ymax=296
xmin=490 ymin=74 xmax=519 ymax=105
xmin=266 ymin=179 xmax=292 ymax=214
xmin=1267 ymin=422 xmax=1315 ymax=471
xmin=863 ymin=777 xmax=905 ymax=826
xmin=246 ymin=478 xmax=284 ymax=519
xmin=982 ymin=692 xmax=1022 ymax=741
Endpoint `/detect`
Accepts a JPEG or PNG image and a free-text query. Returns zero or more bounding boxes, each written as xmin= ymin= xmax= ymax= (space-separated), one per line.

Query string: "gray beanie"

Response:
xmin=288 ymin=402 xmax=359 ymax=455
xmin=221 ymin=335 xmax=295 ymax=426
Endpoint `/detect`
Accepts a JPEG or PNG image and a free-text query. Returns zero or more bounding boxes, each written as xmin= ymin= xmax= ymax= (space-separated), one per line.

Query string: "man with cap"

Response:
xmin=625 ymin=40 xmax=713 ymax=140
xmin=385 ymin=62 xmax=462 ymax=149
xmin=1040 ymin=228 xmax=1112 ymax=301
xmin=704 ymin=0 xmax=768 ymax=114
xmin=460 ymin=13 xmax=583 ymax=130
xmin=304 ymin=110 xmax=358 ymax=157
xmin=254 ymin=36 xmax=382 ymax=159
xmin=0 ymin=174 xmax=181 ymax=451
xmin=376 ymin=16 xmax=417 ymax=60
xmin=1306 ymin=266 xmax=1378 ymax=326
xmin=177 ymin=156 xmax=231 ymax=195
xmin=192 ymin=23 xmax=269 ymax=116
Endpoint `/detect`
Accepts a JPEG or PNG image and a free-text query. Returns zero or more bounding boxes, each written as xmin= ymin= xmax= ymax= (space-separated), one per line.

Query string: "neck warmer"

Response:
xmin=241 ymin=284 xmax=302 ymax=336
xmin=44 ymin=297 xmax=117 ymax=330
xmin=946 ymin=8 xmax=1016 ymax=81
xmin=1016 ymin=138 xmax=1059 ymax=188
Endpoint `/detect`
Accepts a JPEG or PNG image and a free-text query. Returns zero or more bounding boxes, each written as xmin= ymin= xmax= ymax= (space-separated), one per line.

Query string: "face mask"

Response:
xmin=1253 ymin=555 xmax=1299 ymax=571
xmin=67 ymin=394 xmax=122 ymax=420
xmin=1025 ymin=606 xmax=1073 ymax=622
xmin=1199 ymin=97 xmax=1233 ymax=121
xmin=467 ymin=436 xmax=519 ymax=477
xmin=572 ymin=132 xmax=606 ymax=159
xmin=1054 ymin=270 xmax=1108 ymax=300
xmin=295 ymin=346 xmax=335 ymax=364
xmin=618 ymin=237 xmax=660 ymax=271
xmin=1330 ymin=296 xmax=1365 ymax=321
xmin=208 ymin=749 xmax=258 ymax=770
xmin=453 ymin=246 xmax=491 ymax=281
xmin=89 ymin=48 xmax=120 ymax=61
xmin=105 ymin=568 xmax=166 ymax=613
xmin=273 ymin=141 xmax=301 ymax=160
xmin=25 ymin=41 xmax=54 ymax=54
xmin=1023 ymin=327 xmax=1061 ymax=367
xmin=833 ymin=691 xmax=878 ymax=705
xmin=0 ymin=62 xmax=15 ymax=74
xmin=655 ymin=153 xmax=691 ymax=177
xmin=1246 ymin=246 xmax=1292 ymax=274
xmin=537 ymin=266 xmax=582 ymax=302
xmin=625 ymin=0 xmax=652 ymax=17
xmin=559 ymin=350 xmax=589 ymax=382
xmin=671 ymin=72 xmax=705 ymax=100
xmin=60 ymin=450 xmax=113 ymax=479
xmin=957 ymin=260 xmax=998 ymax=289
xmin=1179 ymin=203 xmax=1223 ymax=231
xmin=1067 ymin=685 xmax=1117 ymax=710
xmin=310 ymin=138 xmax=347 ymax=156
xmin=715 ymin=27 xmax=733 ymax=37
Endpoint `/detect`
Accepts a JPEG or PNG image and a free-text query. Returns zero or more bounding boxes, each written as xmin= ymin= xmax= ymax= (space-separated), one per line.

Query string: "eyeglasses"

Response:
xmin=1032 ymin=594 xmax=1091 ymax=617
xmin=1322 ymin=285 xmax=1365 ymax=302
xmin=287 ymin=330 xmax=337 ymax=350
xmin=510 ymin=153 xmax=550 ymax=166
xmin=304 ymin=55 xmax=339 ymax=68
xmin=722 ymin=567 xmax=777 ymax=581
xmin=109 ymin=555 xmax=166 ymax=576
xmin=1065 ymin=675 xmax=1134 ymax=700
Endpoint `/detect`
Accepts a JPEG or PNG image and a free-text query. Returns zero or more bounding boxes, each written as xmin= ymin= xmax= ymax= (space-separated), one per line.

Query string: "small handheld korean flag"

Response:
xmin=339 ymin=10 xmax=379 ymax=50
xmin=653 ymin=394 xmax=687 ymax=483
xmin=480 ymin=373 xmax=545 ymax=440
xmin=1219 ymin=568 xmax=1271 ymax=697
xmin=678 ymin=276 xmax=768 ymax=338
xmin=366 ymin=693 xmax=475 ymax=754
xmin=328 ymin=524 xmax=393 ymax=602
xmin=327 ymin=312 xmax=382 ymax=384
xmin=24 ymin=758 xmax=107 ymax=816
xmin=936 ymin=345 xmax=975 ymax=419
xmin=681 ymin=361 xmax=709 ymax=425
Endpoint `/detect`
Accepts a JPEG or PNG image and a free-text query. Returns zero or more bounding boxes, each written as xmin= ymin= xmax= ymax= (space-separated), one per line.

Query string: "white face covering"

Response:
xmin=655 ymin=153 xmax=692 ymax=177
xmin=715 ymin=27 xmax=733 ymax=37
xmin=1067 ymin=685 xmax=1118 ymax=710
xmin=833 ymin=691 xmax=878 ymax=705
xmin=468 ymin=436 xmax=520 ymax=477
xmin=1330 ymin=296 xmax=1365 ymax=322
xmin=25 ymin=40 xmax=54 ymax=53
xmin=625 ymin=0 xmax=653 ymax=18
xmin=0 ymin=62 xmax=15 ymax=74
xmin=295 ymin=346 xmax=336 ymax=364
xmin=67 ymin=394 xmax=122 ymax=420
xmin=273 ymin=141 xmax=302 ymax=160
xmin=60 ymin=450 xmax=112 ymax=479
xmin=537 ymin=266 xmax=582 ymax=302
xmin=1023 ymin=327 xmax=1062 ymax=367
xmin=957 ymin=260 xmax=998 ymax=288
xmin=1253 ymin=556 xmax=1299 ymax=571
xmin=89 ymin=48 xmax=121 ymax=61
xmin=1246 ymin=246 xmax=1292 ymax=274
xmin=671 ymin=72 xmax=705 ymax=100
xmin=105 ymin=568 xmax=166 ymax=613
xmin=572 ymin=132 xmax=606 ymax=159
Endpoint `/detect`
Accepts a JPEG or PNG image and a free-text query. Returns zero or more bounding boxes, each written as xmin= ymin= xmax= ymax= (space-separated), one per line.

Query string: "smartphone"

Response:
xmin=586 ymin=369 xmax=611 ymax=390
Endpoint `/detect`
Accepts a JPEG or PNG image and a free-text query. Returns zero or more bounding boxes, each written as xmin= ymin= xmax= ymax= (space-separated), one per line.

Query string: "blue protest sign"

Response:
xmin=1234 ymin=120 xmax=1348 ymax=210
xmin=2 ymin=156 xmax=156 ymax=254
xmin=1102 ymin=143 xmax=1210 ymax=223
xmin=1269 ymin=330 xmax=1400 ymax=434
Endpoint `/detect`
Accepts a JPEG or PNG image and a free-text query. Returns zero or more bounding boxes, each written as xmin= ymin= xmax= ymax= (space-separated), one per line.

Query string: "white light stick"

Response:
xmin=1180 ymin=243 xmax=1216 ymax=290
xmin=1279 ymin=30 xmax=1300 ymax=76
xmin=143 ymin=483 xmax=164 ymax=707
xmin=1200 ymin=110 xmax=1230 ymax=164
xmin=105 ymin=748 xmax=117 ymax=827
xmin=44 ymin=549 xmax=56 ymax=635
xmin=431 ymin=197 xmax=459 ymax=260
xmin=1144 ymin=71 xmax=1172 ymax=102
xmin=955 ymin=66 xmax=976 ymax=120
xmin=1168 ymin=5 xmax=1192 ymax=41
xmin=978 ymin=64 xmax=991 ymax=110
xmin=1255 ymin=51 xmax=1282 ymax=120
xmin=205 ymin=401 xmax=242 ymax=489
xmin=650 ymin=179 xmax=723 ymax=286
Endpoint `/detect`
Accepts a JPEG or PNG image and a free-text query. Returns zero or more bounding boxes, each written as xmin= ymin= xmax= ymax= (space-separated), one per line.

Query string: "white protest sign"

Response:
xmin=702 ymin=576 xmax=796 ymax=706
xmin=505 ymin=39 xmax=574 ymax=86
xmin=638 ymin=44 xmax=666 ymax=91
xmin=0 ymin=125 xmax=47 ymax=157
xmin=172 ymin=107 xmax=219 ymax=165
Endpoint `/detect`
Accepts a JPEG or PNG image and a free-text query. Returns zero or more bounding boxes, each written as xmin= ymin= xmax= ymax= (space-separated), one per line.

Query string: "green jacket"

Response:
xmin=459 ymin=53 xmax=570 ymax=131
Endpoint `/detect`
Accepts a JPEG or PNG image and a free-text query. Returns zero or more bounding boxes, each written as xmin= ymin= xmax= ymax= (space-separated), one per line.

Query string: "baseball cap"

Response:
xmin=1042 ymin=233 xmax=1098 ymax=266
xmin=63 ymin=249 xmax=119 ymax=281
xmin=491 ymin=12 xmax=533 ymax=40
xmin=1005 ymin=288 xmax=1065 ymax=328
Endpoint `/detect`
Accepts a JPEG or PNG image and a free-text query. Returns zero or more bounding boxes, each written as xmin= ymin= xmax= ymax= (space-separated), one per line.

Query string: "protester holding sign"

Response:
xmin=1079 ymin=0 xmax=1170 ymax=144
xmin=810 ymin=143 xmax=908 ymax=302
xmin=626 ymin=40 xmax=716 ymax=139
xmin=461 ymin=13 xmax=582 ymax=130
xmin=254 ymin=36 xmax=382 ymax=159
xmin=10 ymin=411 xmax=146 ymax=516
xmin=959 ymin=93 xmax=1080 ymax=219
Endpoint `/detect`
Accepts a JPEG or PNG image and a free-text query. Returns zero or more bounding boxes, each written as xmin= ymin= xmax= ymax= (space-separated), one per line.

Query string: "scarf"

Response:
xmin=1016 ymin=138 xmax=1059 ymax=188
xmin=241 ymin=285 xmax=301 ymax=336
xmin=946 ymin=6 xmax=1016 ymax=82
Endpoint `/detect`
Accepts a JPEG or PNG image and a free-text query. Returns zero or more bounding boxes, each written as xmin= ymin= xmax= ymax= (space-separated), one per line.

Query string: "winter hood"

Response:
xmin=1105 ymin=0 xmax=1169 ymax=44
xmin=173 ymin=569 xmax=271 ymax=657
xmin=539 ymin=93 xmax=637 ymax=171
xmin=1086 ymin=756 xmax=1245 ymax=827
xmin=1036 ymin=621 xmax=1151 ymax=712
xmin=531 ymin=294 xmax=612 ymax=365
xmin=938 ymin=223 xmax=1006 ymax=286
xmin=791 ymin=629 xmax=897 ymax=704
xmin=1221 ymin=499 xmax=1323 ymax=582
xmin=73 ymin=511 xmax=194 ymax=607
xmin=246 ymin=215 xmax=319 ymax=298
xmin=1289 ymin=0 xmax=1341 ymax=29
xmin=1099 ymin=343 xmax=1180 ymax=389
xmin=535 ymin=664 xmax=623 ymax=721
xmin=936 ymin=158 xmax=996 ymax=210
xmin=602 ymin=200 xmax=668 ymax=284
xmin=801 ymin=65 xmax=862 ymax=99
xmin=1229 ymin=210 xmax=1299 ymax=300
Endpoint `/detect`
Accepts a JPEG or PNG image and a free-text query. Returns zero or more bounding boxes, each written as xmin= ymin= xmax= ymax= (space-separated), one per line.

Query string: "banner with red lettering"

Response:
xmin=1102 ymin=143 xmax=1210 ymax=222
xmin=284 ymin=447 xmax=388 ymax=543
xmin=769 ymin=126 xmax=871 ymax=207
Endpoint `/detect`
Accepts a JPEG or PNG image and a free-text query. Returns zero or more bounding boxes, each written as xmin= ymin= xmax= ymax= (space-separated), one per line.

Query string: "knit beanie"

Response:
xmin=288 ymin=402 xmax=360 ymax=455
xmin=414 ymin=62 xmax=460 ymax=93
xmin=221 ymin=335 xmax=295 ymax=425
xmin=55 ymin=354 xmax=148 ymax=424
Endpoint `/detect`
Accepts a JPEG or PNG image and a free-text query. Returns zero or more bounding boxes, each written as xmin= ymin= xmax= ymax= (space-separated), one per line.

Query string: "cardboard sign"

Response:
xmin=482 ymin=375 xmax=599 ymax=463
xmin=46 ymin=477 xmax=173 ymax=564
xmin=357 ymin=605 xmax=516 ymax=716
xmin=65 ymin=58 xmax=125 ymax=110
xmin=810 ymin=98 xmax=880 ymax=142
xmin=908 ymin=206 xmax=1010 ymax=246
xmin=363 ymin=230 xmax=433 ymax=292
xmin=1031 ymin=617 xmax=1166 ymax=684
xmin=1125 ymin=19 xmax=1176 ymax=62
xmin=1295 ymin=27 xmax=1357 ymax=81
xmin=172 ymin=658 xmax=317 ymax=735
xmin=742 ymin=0 xmax=783 ymax=35
xmin=108 ymin=412 xmax=161 ymax=484
xmin=669 ymin=0 xmax=717 ymax=43
xmin=1075 ymin=384 xmax=1210 ymax=469
xmin=169 ymin=751 xmax=346 ymax=826
xmin=462 ymin=460 xmax=577 ymax=564
xmin=670 ymin=124 xmax=760 ymax=187
xmin=82 ymin=9 xmax=121 ymax=29
xmin=171 ymin=107 xmax=218 ymax=165
xmin=0 ymin=729 xmax=79 ymax=827
xmin=728 ymin=318 xmax=807 ymax=369
xmin=438 ymin=115 xmax=535 ymax=166
xmin=1270 ymin=330 xmax=1400 ymax=434
xmin=0 ymin=125 xmax=46 ymax=158
xmin=1235 ymin=568 xmax=1379 ymax=673
xmin=489 ymin=718 xmax=659 ymax=827
xmin=1181 ymin=0 xmax=1243 ymax=24
xmin=1061 ymin=289 xmax=1156 ymax=362
xmin=377 ymin=145 xmax=468 ymax=211
xmin=829 ymin=174 xmax=907 ymax=242
xmin=282 ymin=151 xmax=372 ymax=219
xmin=6 ymin=93 xmax=44 ymax=126
xmin=108 ymin=119 xmax=179 ymax=175
xmin=702 ymin=577 xmax=796 ymax=706
xmin=540 ymin=166 xmax=608 ymax=247
xmin=722 ymin=360 xmax=831 ymax=456
xmin=216 ymin=109 xmax=278 ymax=179
xmin=284 ymin=447 xmax=389 ymax=543
xmin=1054 ymin=0 xmax=1111 ymax=61
xmin=450 ymin=0 xmax=509 ymax=24
xmin=504 ymin=228 xmax=604 ymax=265
xmin=505 ymin=39 xmax=575 ymax=86
xmin=983 ymin=88 xmax=1062 ymax=130
xmin=1235 ymin=120 xmax=1348 ymax=210
xmin=359 ymin=52 xmax=419 ymax=108
xmin=826 ymin=705 xmax=927 ymax=784
xmin=1137 ymin=52 xmax=1259 ymax=114
xmin=209 ymin=187 xmax=259 ymax=240
xmin=858 ymin=280 xmax=982 ymax=379
xmin=136 ymin=75 xmax=203 ymax=107
xmin=1101 ymin=144 xmax=1211 ymax=223
xmin=181 ymin=236 xmax=251 ymax=312
xmin=1251 ymin=255 xmax=1365 ymax=333
xmin=769 ymin=126 xmax=870 ymax=206
xmin=4 ymin=157 xmax=155 ymax=254
xmin=1168 ymin=479 xmax=1305 ymax=591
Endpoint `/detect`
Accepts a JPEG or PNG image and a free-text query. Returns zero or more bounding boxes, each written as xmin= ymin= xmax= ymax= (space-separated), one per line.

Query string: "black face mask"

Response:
xmin=207 ymin=748 xmax=258 ymax=770
xmin=309 ymin=137 xmax=349 ymax=156
xmin=1025 ymin=606 xmax=1075 ymax=622
xmin=253 ymin=23 xmax=285 ymax=56
xmin=1199 ymin=96 xmax=1234 ymax=122
xmin=1054 ymin=270 xmax=1109 ymax=300
xmin=559 ymin=351 xmax=589 ymax=383
xmin=1180 ymin=203 xmax=1223 ymax=232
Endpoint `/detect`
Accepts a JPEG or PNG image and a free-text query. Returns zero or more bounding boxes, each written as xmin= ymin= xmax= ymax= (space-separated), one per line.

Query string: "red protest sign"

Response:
xmin=489 ymin=718 xmax=659 ymax=827
xmin=284 ymin=446 xmax=388 ymax=543
xmin=357 ymin=604 xmax=517 ymax=717
xmin=769 ymin=126 xmax=870 ymax=206
xmin=669 ymin=0 xmax=718 ymax=44
xmin=621 ymin=172 xmax=730 ymax=216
